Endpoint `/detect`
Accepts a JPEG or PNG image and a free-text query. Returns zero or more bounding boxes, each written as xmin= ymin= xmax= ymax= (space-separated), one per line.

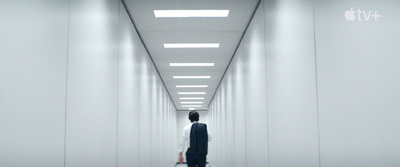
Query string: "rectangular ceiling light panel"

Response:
xmin=170 ymin=63 xmax=214 ymax=67
xmin=180 ymin=97 xmax=205 ymax=100
xmin=178 ymin=92 xmax=206 ymax=95
xmin=176 ymin=85 xmax=208 ymax=88
xmin=182 ymin=105 xmax=202 ymax=108
xmin=181 ymin=102 xmax=203 ymax=104
xmin=173 ymin=76 xmax=211 ymax=79
xmin=164 ymin=43 xmax=219 ymax=48
xmin=154 ymin=10 xmax=229 ymax=18
xmin=188 ymin=108 xmax=196 ymax=110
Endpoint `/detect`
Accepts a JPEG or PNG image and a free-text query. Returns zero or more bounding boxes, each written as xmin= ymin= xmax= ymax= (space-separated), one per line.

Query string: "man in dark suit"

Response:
xmin=178 ymin=110 xmax=211 ymax=167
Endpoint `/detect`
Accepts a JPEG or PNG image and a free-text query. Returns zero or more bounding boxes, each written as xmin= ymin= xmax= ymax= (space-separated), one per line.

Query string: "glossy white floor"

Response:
xmin=175 ymin=163 xmax=211 ymax=167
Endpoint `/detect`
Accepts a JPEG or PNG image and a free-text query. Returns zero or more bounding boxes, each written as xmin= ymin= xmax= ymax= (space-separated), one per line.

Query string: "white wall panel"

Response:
xmin=215 ymin=93 xmax=222 ymax=167
xmin=224 ymin=67 xmax=234 ymax=167
xmin=167 ymin=94 xmax=172 ymax=165
xmin=232 ymin=47 xmax=247 ymax=167
xmin=154 ymin=83 xmax=163 ymax=167
xmin=166 ymin=100 xmax=170 ymax=165
xmin=171 ymin=101 xmax=178 ymax=165
xmin=264 ymin=0 xmax=320 ymax=167
xmin=151 ymin=70 xmax=159 ymax=167
xmin=139 ymin=48 xmax=152 ymax=167
xmin=0 ymin=1 xmax=69 ymax=166
xmin=167 ymin=101 xmax=172 ymax=164
xmin=315 ymin=0 xmax=400 ymax=166
xmin=167 ymin=99 xmax=174 ymax=165
xmin=161 ymin=93 xmax=168 ymax=166
xmin=117 ymin=3 xmax=141 ymax=167
xmin=65 ymin=1 xmax=119 ymax=166
xmin=208 ymin=104 xmax=215 ymax=164
xmin=242 ymin=3 xmax=269 ymax=167
xmin=211 ymin=103 xmax=216 ymax=164
xmin=209 ymin=97 xmax=216 ymax=165
xmin=220 ymin=84 xmax=227 ymax=166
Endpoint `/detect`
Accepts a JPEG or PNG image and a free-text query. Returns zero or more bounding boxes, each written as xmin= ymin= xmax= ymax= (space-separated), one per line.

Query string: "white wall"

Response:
xmin=232 ymin=47 xmax=247 ymax=167
xmin=117 ymin=4 xmax=141 ymax=167
xmin=0 ymin=1 xmax=177 ymax=167
xmin=315 ymin=0 xmax=400 ymax=167
xmin=264 ymin=0 xmax=320 ymax=167
xmin=208 ymin=0 xmax=400 ymax=167
xmin=243 ymin=4 xmax=269 ymax=167
xmin=65 ymin=1 xmax=119 ymax=166
xmin=209 ymin=2 xmax=268 ymax=167
xmin=0 ymin=1 xmax=69 ymax=166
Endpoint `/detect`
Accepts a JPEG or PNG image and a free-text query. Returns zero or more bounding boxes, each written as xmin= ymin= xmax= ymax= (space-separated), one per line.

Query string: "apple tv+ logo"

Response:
xmin=345 ymin=7 xmax=381 ymax=21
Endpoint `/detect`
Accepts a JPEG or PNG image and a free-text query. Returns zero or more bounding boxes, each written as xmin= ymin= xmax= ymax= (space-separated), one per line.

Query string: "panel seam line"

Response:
xmin=116 ymin=1 xmax=121 ymax=167
xmin=261 ymin=0 xmax=270 ymax=166
xmin=312 ymin=1 xmax=322 ymax=167
xmin=63 ymin=0 xmax=71 ymax=167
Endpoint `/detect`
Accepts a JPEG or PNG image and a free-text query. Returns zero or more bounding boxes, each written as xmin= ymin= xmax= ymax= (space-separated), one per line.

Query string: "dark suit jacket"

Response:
xmin=188 ymin=123 xmax=208 ymax=155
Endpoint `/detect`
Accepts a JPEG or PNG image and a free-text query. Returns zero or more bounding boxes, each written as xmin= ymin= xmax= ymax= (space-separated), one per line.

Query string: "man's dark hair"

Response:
xmin=188 ymin=110 xmax=199 ymax=122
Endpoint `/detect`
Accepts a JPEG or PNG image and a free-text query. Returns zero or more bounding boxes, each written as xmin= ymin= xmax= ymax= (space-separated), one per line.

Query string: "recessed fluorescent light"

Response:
xmin=173 ymin=76 xmax=211 ymax=79
xmin=182 ymin=105 xmax=202 ymax=108
xmin=178 ymin=92 xmax=206 ymax=95
xmin=176 ymin=85 xmax=208 ymax=88
xmin=170 ymin=63 xmax=214 ymax=67
xmin=188 ymin=108 xmax=196 ymax=110
xmin=181 ymin=102 xmax=203 ymax=104
xmin=164 ymin=43 xmax=219 ymax=48
xmin=154 ymin=10 xmax=229 ymax=18
xmin=180 ymin=97 xmax=205 ymax=100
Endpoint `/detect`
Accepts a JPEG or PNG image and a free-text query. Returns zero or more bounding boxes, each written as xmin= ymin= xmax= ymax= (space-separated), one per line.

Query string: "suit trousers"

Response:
xmin=186 ymin=148 xmax=206 ymax=167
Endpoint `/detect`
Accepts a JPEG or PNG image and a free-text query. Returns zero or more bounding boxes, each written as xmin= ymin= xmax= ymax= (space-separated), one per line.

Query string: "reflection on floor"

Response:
xmin=175 ymin=162 xmax=211 ymax=167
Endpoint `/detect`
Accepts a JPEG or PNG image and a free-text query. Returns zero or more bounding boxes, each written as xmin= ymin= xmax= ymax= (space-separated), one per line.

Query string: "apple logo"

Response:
xmin=345 ymin=8 xmax=356 ymax=21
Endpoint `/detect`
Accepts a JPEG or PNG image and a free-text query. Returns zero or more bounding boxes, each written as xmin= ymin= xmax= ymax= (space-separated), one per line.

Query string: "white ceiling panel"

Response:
xmin=124 ymin=0 xmax=260 ymax=110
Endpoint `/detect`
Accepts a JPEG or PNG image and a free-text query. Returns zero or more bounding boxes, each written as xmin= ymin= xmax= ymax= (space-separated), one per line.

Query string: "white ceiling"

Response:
xmin=124 ymin=0 xmax=260 ymax=111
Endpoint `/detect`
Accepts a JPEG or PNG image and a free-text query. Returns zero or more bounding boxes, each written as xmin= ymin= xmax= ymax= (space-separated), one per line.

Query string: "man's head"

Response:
xmin=188 ymin=110 xmax=199 ymax=122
